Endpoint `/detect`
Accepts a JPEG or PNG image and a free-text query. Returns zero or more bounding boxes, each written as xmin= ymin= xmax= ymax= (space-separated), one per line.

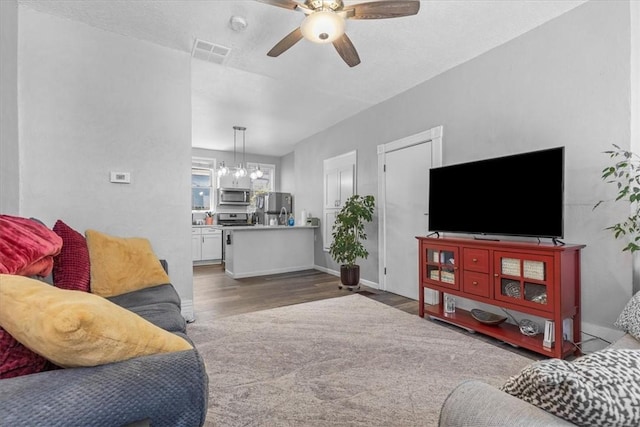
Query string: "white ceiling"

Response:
xmin=19 ymin=0 xmax=587 ymax=157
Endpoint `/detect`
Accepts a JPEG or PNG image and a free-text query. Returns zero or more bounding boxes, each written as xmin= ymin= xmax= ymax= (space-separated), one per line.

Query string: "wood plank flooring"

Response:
xmin=192 ymin=264 xmax=418 ymax=322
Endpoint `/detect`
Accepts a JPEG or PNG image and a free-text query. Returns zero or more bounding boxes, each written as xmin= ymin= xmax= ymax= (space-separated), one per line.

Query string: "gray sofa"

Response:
xmin=438 ymin=333 xmax=640 ymax=426
xmin=0 ymin=281 xmax=209 ymax=427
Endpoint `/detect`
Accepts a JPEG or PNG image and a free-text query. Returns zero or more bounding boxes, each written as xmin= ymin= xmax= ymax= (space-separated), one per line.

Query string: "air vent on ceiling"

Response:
xmin=192 ymin=38 xmax=231 ymax=65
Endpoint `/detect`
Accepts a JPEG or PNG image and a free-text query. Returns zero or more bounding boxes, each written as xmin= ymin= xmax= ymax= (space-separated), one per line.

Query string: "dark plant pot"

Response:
xmin=340 ymin=265 xmax=360 ymax=287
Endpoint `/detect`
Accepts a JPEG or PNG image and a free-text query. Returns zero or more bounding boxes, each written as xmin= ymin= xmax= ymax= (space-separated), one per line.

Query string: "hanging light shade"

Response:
xmin=217 ymin=160 xmax=229 ymax=177
xmin=250 ymin=164 xmax=263 ymax=181
xmin=233 ymin=126 xmax=247 ymax=178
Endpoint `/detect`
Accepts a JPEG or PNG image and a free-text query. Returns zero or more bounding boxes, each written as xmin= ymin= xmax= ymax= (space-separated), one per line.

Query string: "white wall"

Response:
xmin=632 ymin=0 xmax=640 ymax=295
xmin=279 ymin=151 xmax=295 ymax=195
xmin=0 ymin=0 xmax=20 ymax=215
xmin=291 ymin=0 xmax=633 ymax=337
xmin=17 ymin=7 xmax=195 ymax=318
xmin=279 ymin=151 xmax=297 ymax=216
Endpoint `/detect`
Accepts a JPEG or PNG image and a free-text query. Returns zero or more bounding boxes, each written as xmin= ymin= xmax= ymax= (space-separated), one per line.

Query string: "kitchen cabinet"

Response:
xmin=224 ymin=225 xmax=316 ymax=278
xmin=192 ymin=227 xmax=222 ymax=264
xmin=218 ymin=174 xmax=251 ymax=190
xmin=324 ymin=164 xmax=354 ymax=209
xmin=323 ymin=151 xmax=356 ymax=251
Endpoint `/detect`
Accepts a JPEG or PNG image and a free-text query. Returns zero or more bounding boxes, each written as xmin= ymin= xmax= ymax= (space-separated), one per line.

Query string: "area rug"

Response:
xmin=187 ymin=294 xmax=535 ymax=427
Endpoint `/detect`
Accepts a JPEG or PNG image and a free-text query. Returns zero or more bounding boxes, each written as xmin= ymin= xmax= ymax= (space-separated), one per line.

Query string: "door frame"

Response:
xmin=377 ymin=126 xmax=443 ymax=297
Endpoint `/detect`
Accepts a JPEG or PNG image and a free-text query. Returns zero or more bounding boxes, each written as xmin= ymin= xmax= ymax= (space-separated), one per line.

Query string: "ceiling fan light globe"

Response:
xmin=300 ymin=10 xmax=345 ymax=44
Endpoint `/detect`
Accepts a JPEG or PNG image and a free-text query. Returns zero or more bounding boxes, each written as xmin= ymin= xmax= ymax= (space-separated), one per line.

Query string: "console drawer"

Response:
xmin=463 ymin=270 xmax=490 ymax=298
xmin=463 ymin=248 xmax=489 ymax=273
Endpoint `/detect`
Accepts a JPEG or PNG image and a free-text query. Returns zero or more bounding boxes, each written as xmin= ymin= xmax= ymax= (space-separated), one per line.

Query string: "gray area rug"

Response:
xmin=187 ymin=294 xmax=535 ymax=426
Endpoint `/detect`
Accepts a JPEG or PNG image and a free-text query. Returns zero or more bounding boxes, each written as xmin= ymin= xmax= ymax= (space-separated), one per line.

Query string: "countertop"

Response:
xmin=222 ymin=225 xmax=318 ymax=231
xmin=192 ymin=224 xmax=318 ymax=230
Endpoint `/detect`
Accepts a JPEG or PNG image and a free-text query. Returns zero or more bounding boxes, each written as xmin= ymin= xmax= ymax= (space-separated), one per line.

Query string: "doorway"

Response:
xmin=377 ymin=126 xmax=443 ymax=301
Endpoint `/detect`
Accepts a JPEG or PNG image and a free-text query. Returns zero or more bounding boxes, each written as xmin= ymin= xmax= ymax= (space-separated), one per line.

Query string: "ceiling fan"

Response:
xmin=258 ymin=0 xmax=420 ymax=67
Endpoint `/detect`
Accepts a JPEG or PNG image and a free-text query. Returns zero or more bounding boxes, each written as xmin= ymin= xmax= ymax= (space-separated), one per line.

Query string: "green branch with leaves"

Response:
xmin=594 ymin=144 xmax=640 ymax=252
xmin=329 ymin=195 xmax=375 ymax=267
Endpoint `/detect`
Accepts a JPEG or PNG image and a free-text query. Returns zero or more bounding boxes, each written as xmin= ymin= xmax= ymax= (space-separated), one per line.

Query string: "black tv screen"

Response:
xmin=428 ymin=147 xmax=564 ymax=239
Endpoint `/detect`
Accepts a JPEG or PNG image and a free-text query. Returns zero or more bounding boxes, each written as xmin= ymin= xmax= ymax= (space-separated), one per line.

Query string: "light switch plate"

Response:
xmin=110 ymin=171 xmax=131 ymax=183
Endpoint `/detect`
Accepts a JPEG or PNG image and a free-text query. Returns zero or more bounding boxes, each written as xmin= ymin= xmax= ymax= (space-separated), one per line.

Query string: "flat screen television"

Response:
xmin=428 ymin=146 xmax=564 ymax=239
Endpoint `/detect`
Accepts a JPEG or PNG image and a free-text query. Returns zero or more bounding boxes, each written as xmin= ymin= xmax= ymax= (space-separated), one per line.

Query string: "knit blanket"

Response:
xmin=0 ymin=215 xmax=62 ymax=277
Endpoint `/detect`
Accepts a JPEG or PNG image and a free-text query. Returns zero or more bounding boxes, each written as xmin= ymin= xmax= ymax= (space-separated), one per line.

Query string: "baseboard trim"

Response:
xmin=193 ymin=259 xmax=222 ymax=266
xmin=227 ymin=265 xmax=316 ymax=279
xmin=181 ymin=298 xmax=195 ymax=323
xmin=313 ymin=265 xmax=379 ymax=289
xmin=580 ymin=321 xmax=626 ymax=352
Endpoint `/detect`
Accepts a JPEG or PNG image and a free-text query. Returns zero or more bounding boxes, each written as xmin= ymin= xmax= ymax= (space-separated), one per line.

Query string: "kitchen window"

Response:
xmin=192 ymin=158 xmax=215 ymax=211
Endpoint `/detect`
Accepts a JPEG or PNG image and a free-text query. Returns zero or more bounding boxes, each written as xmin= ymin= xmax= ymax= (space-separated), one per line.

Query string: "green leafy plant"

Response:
xmin=594 ymin=144 xmax=640 ymax=252
xmin=329 ymin=195 xmax=375 ymax=267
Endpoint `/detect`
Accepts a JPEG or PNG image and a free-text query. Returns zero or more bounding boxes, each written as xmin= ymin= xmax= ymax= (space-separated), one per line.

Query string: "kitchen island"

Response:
xmin=223 ymin=225 xmax=317 ymax=279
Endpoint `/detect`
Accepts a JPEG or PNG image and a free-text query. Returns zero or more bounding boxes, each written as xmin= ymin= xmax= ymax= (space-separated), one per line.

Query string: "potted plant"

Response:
xmin=329 ymin=194 xmax=375 ymax=288
xmin=594 ymin=144 xmax=640 ymax=252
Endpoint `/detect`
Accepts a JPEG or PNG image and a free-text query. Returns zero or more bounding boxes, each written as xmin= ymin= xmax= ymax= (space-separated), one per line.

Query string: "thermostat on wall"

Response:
xmin=110 ymin=171 xmax=131 ymax=184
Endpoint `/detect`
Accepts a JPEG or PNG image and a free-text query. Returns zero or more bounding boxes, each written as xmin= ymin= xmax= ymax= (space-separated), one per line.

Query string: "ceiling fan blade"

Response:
xmin=267 ymin=27 xmax=304 ymax=57
xmin=255 ymin=0 xmax=301 ymax=11
xmin=332 ymin=33 xmax=361 ymax=67
xmin=346 ymin=1 xmax=420 ymax=19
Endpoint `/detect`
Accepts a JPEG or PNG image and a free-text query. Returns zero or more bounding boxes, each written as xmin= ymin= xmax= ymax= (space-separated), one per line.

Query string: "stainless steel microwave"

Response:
xmin=218 ymin=188 xmax=250 ymax=206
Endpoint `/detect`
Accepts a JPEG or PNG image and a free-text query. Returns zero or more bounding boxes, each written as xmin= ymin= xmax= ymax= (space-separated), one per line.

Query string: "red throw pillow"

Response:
xmin=52 ymin=220 xmax=91 ymax=292
xmin=0 ymin=215 xmax=62 ymax=276
xmin=0 ymin=327 xmax=53 ymax=379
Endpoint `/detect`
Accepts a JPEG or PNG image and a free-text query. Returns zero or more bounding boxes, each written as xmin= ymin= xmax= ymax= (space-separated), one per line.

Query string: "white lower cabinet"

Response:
xmin=192 ymin=227 xmax=222 ymax=263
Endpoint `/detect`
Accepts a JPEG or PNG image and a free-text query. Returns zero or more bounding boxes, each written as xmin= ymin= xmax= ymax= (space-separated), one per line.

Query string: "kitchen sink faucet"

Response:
xmin=279 ymin=206 xmax=288 ymax=225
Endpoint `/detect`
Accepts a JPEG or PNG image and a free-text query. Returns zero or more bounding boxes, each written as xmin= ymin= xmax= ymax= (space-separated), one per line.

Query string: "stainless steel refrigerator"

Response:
xmin=256 ymin=192 xmax=293 ymax=225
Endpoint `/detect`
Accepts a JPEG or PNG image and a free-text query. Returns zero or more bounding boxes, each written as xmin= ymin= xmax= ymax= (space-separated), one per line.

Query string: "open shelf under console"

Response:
xmin=416 ymin=236 xmax=585 ymax=359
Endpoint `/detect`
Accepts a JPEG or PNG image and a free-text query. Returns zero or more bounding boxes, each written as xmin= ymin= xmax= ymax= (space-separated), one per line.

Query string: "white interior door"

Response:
xmin=383 ymin=143 xmax=430 ymax=299
xmin=378 ymin=126 xmax=442 ymax=302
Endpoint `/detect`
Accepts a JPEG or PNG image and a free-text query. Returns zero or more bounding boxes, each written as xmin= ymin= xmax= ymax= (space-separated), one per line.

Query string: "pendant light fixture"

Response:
xmin=250 ymin=164 xmax=264 ymax=180
xmin=217 ymin=160 xmax=229 ymax=177
xmin=233 ymin=126 xmax=247 ymax=178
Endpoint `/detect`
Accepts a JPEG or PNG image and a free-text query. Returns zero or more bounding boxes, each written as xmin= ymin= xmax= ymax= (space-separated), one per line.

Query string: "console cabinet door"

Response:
xmin=493 ymin=251 xmax=554 ymax=312
xmin=422 ymin=243 xmax=460 ymax=291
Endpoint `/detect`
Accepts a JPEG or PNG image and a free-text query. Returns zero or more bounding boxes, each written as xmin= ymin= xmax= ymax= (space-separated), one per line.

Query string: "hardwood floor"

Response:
xmin=192 ymin=264 xmax=418 ymax=322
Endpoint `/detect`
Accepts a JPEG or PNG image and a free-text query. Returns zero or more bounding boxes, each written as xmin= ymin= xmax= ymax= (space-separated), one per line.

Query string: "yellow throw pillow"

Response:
xmin=0 ymin=274 xmax=192 ymax=368
xmin=85 ymin=229 xmax=170 ymax=297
